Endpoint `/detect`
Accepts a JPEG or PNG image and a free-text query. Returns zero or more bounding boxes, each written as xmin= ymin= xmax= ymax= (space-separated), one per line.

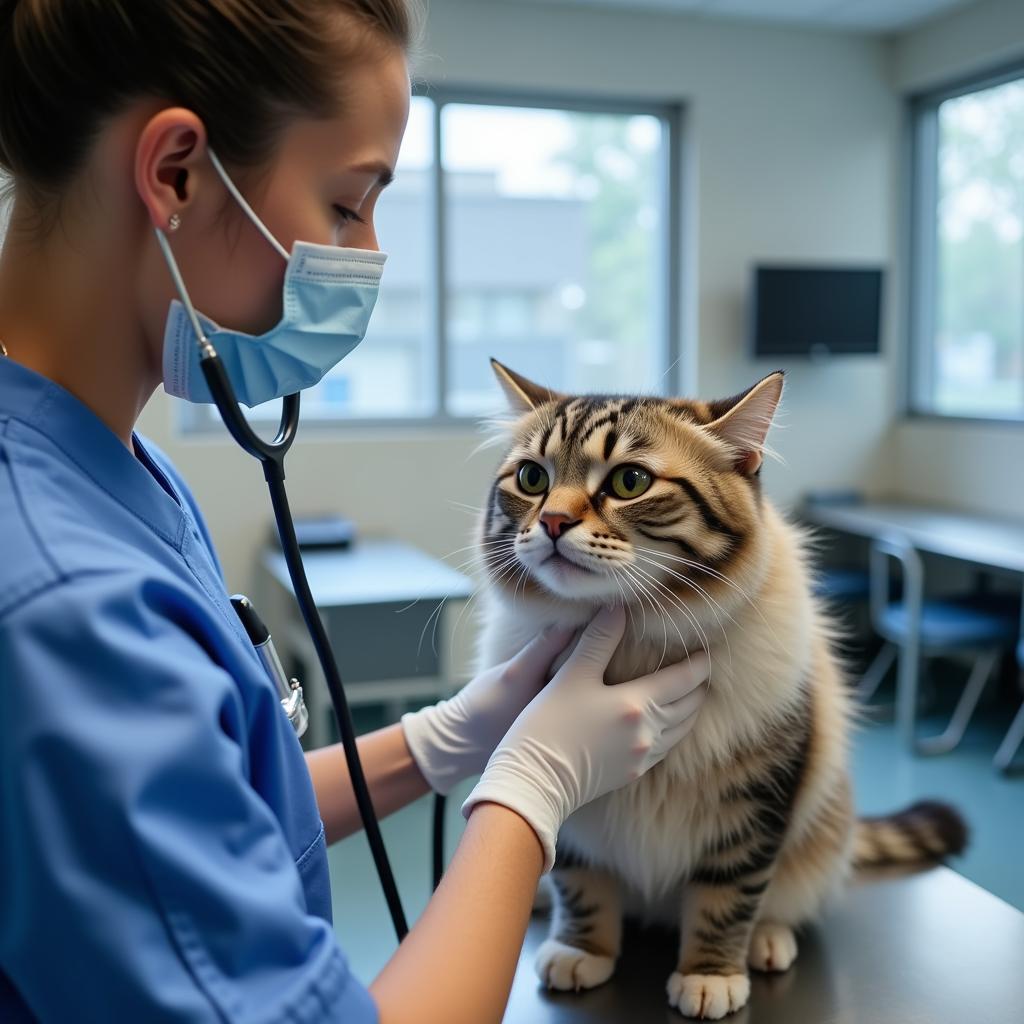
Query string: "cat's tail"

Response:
xmin=852 ymin=800 xmax=969 ymax=873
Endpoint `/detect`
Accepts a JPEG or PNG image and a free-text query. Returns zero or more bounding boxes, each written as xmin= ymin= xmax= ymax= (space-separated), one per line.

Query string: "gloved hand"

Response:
xmin=400 ymin=622 xmax=578 ymax=795
xmin=461 ymin=605 xmax=709 ymax=872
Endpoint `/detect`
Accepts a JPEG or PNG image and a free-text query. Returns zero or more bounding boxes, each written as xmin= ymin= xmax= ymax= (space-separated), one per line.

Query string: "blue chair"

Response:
xmin=864 ymin=536 xmax=1020 ymax=756
xmin=994 ymin=639 xmax=1024 ymax=773
xmin=813 ymin=567 xmax=871 ymax=603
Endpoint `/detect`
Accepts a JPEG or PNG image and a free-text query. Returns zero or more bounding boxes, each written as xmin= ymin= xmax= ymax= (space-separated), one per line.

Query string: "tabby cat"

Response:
xmin=472 ymin=359 xmax=967 ymax=1020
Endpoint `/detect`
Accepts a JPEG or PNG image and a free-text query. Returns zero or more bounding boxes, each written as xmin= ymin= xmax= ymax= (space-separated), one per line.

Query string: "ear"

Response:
xmin=706 ymin=371 xmax=784 ymax=475
xmin=490 ymin=358 xmax=566 ymax=414
xmin=134 ymin=106 xmax=208 ymax=232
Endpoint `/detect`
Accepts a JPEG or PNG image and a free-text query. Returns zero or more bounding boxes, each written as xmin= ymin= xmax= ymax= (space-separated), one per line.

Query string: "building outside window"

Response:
xmin=188 ymin=91 xmax=682 ymax=429
xmin=909 ymin=67 xmax=1024 ymax=421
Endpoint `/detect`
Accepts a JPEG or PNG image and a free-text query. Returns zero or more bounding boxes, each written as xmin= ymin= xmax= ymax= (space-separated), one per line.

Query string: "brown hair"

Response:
xmin=0 ymin=0 xmax=418 ymax=204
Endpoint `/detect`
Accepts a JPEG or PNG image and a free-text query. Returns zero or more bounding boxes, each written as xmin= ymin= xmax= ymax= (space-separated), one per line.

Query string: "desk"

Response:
xmin=258 ymin=540 xmax=475 ymax=746
xmin=802 ymin=499 xmax=1024 ymax=759
xmin=801 ymin=498 xmax=1024 ymax=574
xmin=504 ymin=866 xmax=1024 ymax=1023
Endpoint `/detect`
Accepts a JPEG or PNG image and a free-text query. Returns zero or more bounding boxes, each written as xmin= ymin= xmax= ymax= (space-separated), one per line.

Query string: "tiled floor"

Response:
xmin=328 ymin=687 xmax=1024 ymax=985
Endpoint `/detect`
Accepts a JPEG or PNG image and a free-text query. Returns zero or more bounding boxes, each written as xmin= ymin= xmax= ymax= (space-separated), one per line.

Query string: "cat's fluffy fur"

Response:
xmin=471 ymin=361 xmax=967 ymax=1020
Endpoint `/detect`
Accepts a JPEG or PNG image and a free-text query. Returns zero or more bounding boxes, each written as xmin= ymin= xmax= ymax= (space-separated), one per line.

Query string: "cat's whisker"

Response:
xmin=416 ymin=594 xmax=450 ymax=663
xmin=613 ymin=563 xmax=647 ymax=635
xmin=447 ymin=582 xmax=491 ymax=673
xmin=629 ymin=561 xmax=708 ymax=662
xmin=631 ymin=543 xmax=750 ymax=598
xmin=635 ymin=543 xmax=788 ymax=653
xmin=628 ymin=562 xmax=713 ymax=681
xmin=510 ymin=563 xmax=532 ymax=607
xmin=489 ymin=554 xmax=527 ymax=587
xmin=442 ymin=537 xmax=511 ymax=562
xmin=446 ymin=502 xmax=486 ymax=518
xmin=609 ymin=564 xmax=644 ymax=637
xmin=449 ymin=546 xmax=516 ymax=578
xmin=440 ymin=543 xmax=517 ymax=579
xmin=620 ymin=565 xmax=675 ymax=674
xmin=634 ymin=551 xmax=738 ymax=633
xmin=632 ymin=542 xmax=778 ymax=636
xmin=632 ymin=552 xmax=735 ymax=666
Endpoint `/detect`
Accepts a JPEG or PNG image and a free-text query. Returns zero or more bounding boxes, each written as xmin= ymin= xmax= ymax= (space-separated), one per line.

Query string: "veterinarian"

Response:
xmin=0 ymin=2 xmax=711 ymax=1022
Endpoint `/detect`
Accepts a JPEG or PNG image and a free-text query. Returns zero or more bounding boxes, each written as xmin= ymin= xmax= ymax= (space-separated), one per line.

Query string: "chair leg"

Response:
xmin=915 ymin=649 xmax=1000 ymax=756
xmin=994 ymin=699 xmax=1024 ymax=773
xmin=896 ymin=638 xmax=922 ymax=752
xmin=857 ymin=643 xmax=897 ymax=702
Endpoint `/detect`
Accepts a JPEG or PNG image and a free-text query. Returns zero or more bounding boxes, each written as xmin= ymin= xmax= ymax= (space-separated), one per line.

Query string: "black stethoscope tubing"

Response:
xmin=199 ymin=348 xmax=448 ymax=943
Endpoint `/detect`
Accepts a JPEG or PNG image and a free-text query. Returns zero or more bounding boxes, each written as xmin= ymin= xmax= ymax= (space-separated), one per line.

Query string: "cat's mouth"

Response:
xmin=542 ymin=551 xmax=597 ymax=575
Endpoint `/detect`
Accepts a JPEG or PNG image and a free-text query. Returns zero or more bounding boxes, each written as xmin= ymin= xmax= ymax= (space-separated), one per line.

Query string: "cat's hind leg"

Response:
xmin=534 ymin=857 xmax=622 ymax=992
xmin=747 ymin=921 xmax=798 ymax=973
xmin=748 ymin=774 xmax=854 ymax=974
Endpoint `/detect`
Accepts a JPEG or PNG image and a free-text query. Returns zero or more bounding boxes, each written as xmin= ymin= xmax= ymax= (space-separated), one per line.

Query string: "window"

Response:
xmin=909 ymin=66 xmax=1024 ymax=421
xmin=188 ymin=92 xmax=682 ymax=429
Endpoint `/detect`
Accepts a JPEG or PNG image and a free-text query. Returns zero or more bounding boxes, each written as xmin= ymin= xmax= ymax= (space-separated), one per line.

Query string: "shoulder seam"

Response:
xmin=0 ymin=432 xmax=67 ymax=598
xmin=0 ymin=567 xmax=140 ymax=626
xmin=7 ymin=417 xmax=185 ymax=553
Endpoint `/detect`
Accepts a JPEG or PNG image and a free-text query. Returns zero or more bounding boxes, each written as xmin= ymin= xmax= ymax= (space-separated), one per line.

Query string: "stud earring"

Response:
xmin=168 ymin=212 xmax=181 ymax=232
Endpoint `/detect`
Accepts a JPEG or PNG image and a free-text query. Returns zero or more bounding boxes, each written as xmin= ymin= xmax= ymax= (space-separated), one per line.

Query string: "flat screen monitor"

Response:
xmin=750 ymin=266 xmax=883 ymax=358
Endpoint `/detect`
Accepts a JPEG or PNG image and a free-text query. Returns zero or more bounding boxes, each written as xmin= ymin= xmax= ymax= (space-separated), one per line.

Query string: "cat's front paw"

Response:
xmin=747 ymin=922 xmax=797 ymax=973
xmin=535 ymin=938 xmax=616 ymax=992
xmin=666 ymin=971 xmax=750 ymax=1019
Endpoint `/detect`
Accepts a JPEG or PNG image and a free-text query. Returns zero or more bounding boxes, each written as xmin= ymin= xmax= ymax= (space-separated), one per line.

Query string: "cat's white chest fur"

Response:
xmin=474 ymin=580 xmax=812 ymax=907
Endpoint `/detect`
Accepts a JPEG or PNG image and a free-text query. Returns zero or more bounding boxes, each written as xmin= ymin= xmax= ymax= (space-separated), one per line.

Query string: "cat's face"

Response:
xmin=480 ymin=360 xmax=784 ymax=610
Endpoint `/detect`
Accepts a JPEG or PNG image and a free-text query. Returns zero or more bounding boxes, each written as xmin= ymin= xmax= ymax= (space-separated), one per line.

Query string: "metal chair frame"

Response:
xmin=866 ymin=536 xmax=1007 ymax=756
xmin=994 ymin=630 xmax=1024 ymax=773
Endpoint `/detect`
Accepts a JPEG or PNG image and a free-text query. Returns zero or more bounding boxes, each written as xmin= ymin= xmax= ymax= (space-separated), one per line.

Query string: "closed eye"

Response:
xmin=333 ymin=204 xmax=367 ymax=225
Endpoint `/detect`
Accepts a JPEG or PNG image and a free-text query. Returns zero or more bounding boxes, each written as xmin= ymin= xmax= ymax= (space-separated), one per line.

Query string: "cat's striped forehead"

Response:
xmin=505 ymin=394 xmax=727 ymax=474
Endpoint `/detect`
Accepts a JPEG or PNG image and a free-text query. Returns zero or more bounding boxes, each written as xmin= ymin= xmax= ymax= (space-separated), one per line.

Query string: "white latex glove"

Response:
xmin=461 ymin=606 xmax=709 ymax=872
xmin=400 ymin=623 xmax=578 ymax=795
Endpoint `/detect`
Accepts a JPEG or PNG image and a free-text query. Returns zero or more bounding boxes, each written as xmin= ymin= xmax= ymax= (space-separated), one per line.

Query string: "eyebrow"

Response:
xmin=350 ymin=160 xmax=395 ymax=188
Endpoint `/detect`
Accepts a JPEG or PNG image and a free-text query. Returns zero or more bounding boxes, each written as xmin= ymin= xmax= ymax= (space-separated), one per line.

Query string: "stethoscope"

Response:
xmin=194 ymin=346 xmax=416 ymax=942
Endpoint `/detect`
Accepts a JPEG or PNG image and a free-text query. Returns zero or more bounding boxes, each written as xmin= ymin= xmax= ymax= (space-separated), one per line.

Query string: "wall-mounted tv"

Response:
xmin=750 ymin=265 xmax=883 ymax=358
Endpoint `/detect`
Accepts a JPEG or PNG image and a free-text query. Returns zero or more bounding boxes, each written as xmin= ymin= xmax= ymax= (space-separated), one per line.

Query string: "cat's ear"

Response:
xmin=706 ymin=371 xmax=784 ymax=475
xmin=490 ymin=358 xmax=566 ymax=413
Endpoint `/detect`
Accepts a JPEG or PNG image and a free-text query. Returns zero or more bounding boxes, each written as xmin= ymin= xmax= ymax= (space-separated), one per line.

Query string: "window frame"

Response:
xmin=906 ymin=59 xmax=1024 ymax=426
xmin=181 ymin=87 xmax=687 ymax=434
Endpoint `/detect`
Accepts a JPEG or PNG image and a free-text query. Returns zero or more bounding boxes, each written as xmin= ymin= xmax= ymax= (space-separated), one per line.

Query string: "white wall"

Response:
xmin=139 ymin=0 xmax=901 ymax=595
xmin=887 ymin=0 xmax=1024 ymax=519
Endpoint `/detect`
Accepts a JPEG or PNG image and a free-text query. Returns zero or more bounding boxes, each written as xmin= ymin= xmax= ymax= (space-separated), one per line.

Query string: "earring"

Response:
xmin=168 ymin=213 xmax=181 ymax=232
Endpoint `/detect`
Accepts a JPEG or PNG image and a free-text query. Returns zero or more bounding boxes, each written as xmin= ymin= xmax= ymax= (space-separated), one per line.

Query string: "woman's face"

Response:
xmin=140 ymin=45 xmax=411 ymax=364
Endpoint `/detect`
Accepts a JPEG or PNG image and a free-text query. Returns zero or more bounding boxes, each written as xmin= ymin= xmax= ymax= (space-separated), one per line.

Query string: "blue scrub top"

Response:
xmin=0 ymin=357 xmax=378 ymax=1022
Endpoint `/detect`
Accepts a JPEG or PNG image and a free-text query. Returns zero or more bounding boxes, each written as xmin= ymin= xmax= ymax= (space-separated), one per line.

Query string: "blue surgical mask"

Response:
xmin=154 ymin=148 xmax=386 ymax=407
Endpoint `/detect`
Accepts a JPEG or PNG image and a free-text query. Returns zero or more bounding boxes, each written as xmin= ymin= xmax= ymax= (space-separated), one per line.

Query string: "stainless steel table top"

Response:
xmin=504 ymin=866 xmax=1024 ymax=1023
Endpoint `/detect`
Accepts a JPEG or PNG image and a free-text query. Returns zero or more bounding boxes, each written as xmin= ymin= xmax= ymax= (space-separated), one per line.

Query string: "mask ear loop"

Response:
xmin=206 ymin=148 xmax=290 ymax=261
xmin=153 ymin=145 xmax=289 ymax=360
xmin=154 ymin=227 xmax=216 ymax=359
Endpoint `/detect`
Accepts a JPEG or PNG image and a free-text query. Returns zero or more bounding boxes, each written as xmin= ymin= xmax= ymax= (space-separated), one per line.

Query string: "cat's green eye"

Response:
xmin=517 ymin=461 xmax=549 ymax=495
xmin=609 ymin=464 xmax=652 ymax=499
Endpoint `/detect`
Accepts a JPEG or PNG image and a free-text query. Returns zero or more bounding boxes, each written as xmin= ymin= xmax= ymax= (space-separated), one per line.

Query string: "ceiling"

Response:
xmin=495 ymin=0 xmax=982 ymax=34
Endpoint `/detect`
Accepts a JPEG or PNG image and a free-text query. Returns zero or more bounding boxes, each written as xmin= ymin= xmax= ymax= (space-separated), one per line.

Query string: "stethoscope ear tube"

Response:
xmin=200 ymin=351 xmax=410 ymax=942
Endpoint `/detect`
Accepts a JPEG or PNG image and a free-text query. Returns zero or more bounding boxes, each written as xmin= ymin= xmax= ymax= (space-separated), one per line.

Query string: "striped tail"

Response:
xmin=853 ymin=800 xmax=969 ymax=872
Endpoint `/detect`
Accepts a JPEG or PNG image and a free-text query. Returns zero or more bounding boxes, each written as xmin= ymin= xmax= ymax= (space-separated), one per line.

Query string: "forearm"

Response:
xmin=305 ymin=723 xmax=430 ymax=844
xmin=370 ymin=802 xmax=544 ymax=1024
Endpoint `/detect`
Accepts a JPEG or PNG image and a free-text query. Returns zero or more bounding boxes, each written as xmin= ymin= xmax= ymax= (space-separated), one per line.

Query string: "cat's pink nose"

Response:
xmin=540 ymin=512 xmax=582 ymax=539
